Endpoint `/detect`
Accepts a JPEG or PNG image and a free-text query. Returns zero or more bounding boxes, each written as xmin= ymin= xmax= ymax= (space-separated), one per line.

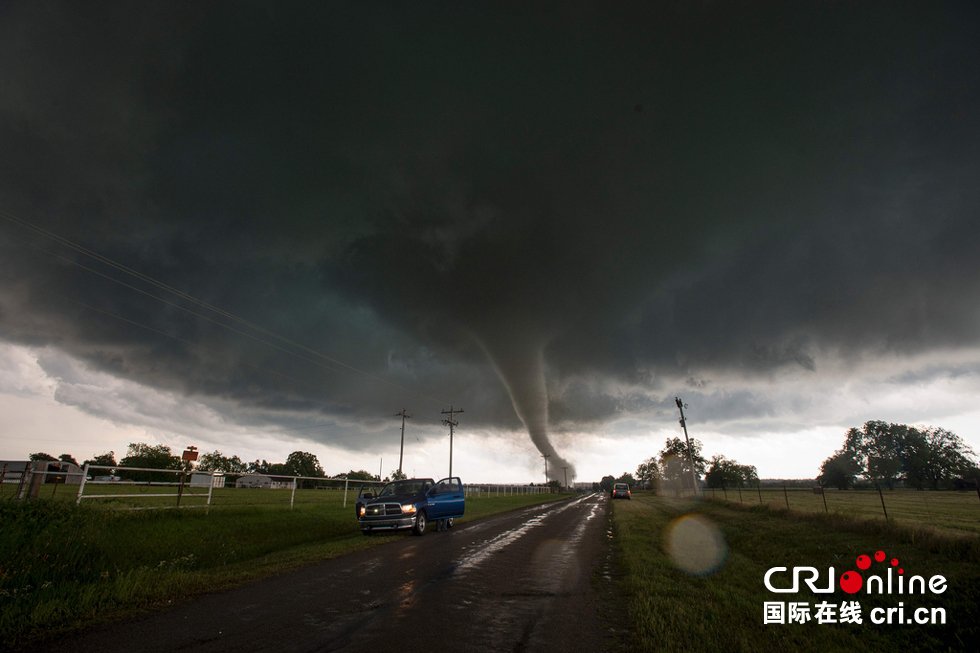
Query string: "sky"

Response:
xmin=1 ymin=1 xmax=979 ymax=483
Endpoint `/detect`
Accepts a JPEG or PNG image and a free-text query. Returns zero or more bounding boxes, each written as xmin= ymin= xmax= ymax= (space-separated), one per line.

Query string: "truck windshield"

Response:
xmin=378 ymin=480 xmax=427 ymax=497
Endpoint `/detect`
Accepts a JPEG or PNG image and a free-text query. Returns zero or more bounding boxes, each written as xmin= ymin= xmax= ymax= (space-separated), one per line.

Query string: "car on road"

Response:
xmin=611 ymin=482 xmax=631 ymax=500
xmin=356 ymin=476 xmax=465 ymax=535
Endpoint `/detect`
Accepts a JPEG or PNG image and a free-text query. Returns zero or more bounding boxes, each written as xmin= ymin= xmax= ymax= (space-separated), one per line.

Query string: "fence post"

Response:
xmin=757 ymin=481 xmax=763 ymax=504
xmin=722 ymin=483 xmax=727 ymax=500
xmin=783 ymin=485 xmax=790 ymax=509
xmin=876 ymin=483 xmax=888 ymax=521
xmin=290 ymin=477 xmax=297 ymax=510
xmin=207 ymin=471 xmax=215 ymax=507
xmin=343 ymin=478 xmax=349 ymax=507
xmin=176 ymin=469 xmax=186 ymax=507
xmin=737 ymin=485 xmax=743 ymax=503
xmin=76 ymin=464 xmax=90 ymax=505
xmin=821 ymin=488 xmax=828 ymax=513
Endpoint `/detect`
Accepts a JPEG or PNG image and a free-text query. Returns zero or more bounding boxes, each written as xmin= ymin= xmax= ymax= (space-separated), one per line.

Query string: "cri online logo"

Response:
xmin=765 ymin=550 xmax=947 ymax=596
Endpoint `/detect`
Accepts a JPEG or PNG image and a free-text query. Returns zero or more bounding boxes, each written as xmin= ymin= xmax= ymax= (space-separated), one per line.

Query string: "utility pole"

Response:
xmin=441 ymin=405 xmax=463 ymax=478
xmin=675 ymin=397 xmax=701 ymax=496
xmin=562 ymin=466 xmax=568 ymax=490
xmin=395 ymin=409 xmax=411 ymax=476
xmin=542 ymin=454 xmax=551 ymax=485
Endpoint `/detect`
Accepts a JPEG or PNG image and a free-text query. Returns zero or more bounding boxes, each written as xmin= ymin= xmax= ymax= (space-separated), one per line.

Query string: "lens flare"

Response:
xmin=664 ymin=514 xmax=728 ymax=576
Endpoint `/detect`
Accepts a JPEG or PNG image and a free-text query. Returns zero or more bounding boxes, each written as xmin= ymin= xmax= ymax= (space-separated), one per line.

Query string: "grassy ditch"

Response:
xmin=611 ymin=493 xmax=979 ymax=652
xmin=0 ymin=492 xmax=568 ymax=648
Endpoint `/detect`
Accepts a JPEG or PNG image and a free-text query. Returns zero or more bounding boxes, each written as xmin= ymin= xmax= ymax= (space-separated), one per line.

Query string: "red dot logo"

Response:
xmin=839 ymin=570 xmax=863 ymax=594
xmin=874 ymin=550 xmax=886 ymax=563
xmin=856 ymin=554 xmax=871 ymax=570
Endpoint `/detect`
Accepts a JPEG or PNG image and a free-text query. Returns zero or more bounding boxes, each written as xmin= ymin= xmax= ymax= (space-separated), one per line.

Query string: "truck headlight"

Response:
xmin=401 ymin=504 xmax=417 ymax=514
xmin=358 ymin=506 xmax=366 ymax=517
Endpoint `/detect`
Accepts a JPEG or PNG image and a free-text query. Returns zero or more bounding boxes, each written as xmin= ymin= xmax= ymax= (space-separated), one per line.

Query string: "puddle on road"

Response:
xmin=453 ymin=494 xmax=597 ymax=576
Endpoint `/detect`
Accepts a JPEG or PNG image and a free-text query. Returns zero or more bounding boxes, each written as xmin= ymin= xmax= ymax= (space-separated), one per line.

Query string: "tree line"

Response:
xmin=27 ymin=443 xmax=382 ymax=484
xmin=603 ymin=420 xmax=977 ymax=494
xmin=818 ymin=420 xmax=978 ymax=490
xmin=600 ymin=436 xmax=758 ymax=494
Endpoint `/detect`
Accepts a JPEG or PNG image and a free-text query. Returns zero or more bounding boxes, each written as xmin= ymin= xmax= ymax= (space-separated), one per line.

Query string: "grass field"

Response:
xmin=611 ymin=492 xmax=980 ymax=652
xmin=704 ymin=487 xmax=980 ymax=536
xmin=0 ymin=491 xmax=568 ymax=648
xmin=1 ymin=479 xmax=556 ymax=511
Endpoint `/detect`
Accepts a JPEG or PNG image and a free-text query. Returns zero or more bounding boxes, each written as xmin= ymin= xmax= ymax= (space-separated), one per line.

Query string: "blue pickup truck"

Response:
xmin=355 ymin=477 xmax=465 ymax=536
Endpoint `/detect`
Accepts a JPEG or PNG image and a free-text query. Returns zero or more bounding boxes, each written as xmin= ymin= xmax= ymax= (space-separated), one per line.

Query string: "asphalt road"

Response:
xmin=63 ymin=492 xmax=615 ymax=653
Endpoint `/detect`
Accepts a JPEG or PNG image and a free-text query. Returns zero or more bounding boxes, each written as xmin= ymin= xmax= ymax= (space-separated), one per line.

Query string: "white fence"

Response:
xmin=0 ymin=460 xmax=84 ymax=500
xmin=465 ymin=484 xmax=555 ymax=497
xmin=3 ymin=462 xmax=560 ymax=511
xmin=72 ymin=465 xmax=391 ymax=510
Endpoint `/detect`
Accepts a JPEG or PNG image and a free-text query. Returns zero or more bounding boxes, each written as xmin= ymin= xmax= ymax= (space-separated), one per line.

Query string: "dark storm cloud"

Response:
xmin=2 ymin=2 xmax=979 ymax=468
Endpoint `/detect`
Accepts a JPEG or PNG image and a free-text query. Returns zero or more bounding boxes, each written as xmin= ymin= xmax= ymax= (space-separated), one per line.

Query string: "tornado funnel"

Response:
xmin=476 ymin=330 xmax=575 ymax=483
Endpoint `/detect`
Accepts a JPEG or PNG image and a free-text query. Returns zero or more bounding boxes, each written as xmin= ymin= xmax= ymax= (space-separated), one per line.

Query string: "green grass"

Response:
xmin=611 ymin=492 xmax=980 ymax=652
xmin=704 ymin=487 xmax=980 ymax=536
xmin=0 ymin=491 xmax=568 ymax=648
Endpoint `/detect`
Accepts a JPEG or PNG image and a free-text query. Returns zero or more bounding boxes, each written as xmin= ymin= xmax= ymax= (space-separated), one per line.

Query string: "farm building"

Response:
xmin=190 ymin=472 xmax=225 ymax=488
xmin=1 ymin=460 xmax=82 ymax=485
xmin=235 ymin=474 xmax=294 ymax=489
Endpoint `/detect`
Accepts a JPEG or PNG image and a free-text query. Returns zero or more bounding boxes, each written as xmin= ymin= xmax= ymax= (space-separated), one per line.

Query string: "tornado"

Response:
xmin=475 ymin=329 xmax=575 ymax=483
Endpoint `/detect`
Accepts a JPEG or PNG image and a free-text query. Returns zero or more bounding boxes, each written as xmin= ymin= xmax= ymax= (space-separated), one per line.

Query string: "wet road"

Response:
xmin=64 ymin=492 xmax=613 ymax=652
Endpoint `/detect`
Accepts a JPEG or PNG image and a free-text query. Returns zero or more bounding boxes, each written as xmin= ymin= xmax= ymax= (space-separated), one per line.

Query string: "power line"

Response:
xmin=51 ymin=291 xmax=365 ymax=438
xmin=0 ymin=209 xmax=448 ymax=406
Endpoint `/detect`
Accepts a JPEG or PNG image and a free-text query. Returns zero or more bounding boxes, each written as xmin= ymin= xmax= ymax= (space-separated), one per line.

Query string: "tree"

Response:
xmin=390 ymin=469 xmax=407 ymax=481
xmin=659 ymin=437 xmax=707 ymax=493
xmin=925 ymin=427 xmax=975 ymax=488
xmin=284 ymin=451 xmax=325 ymax=478
xmin=58 ymin=453 xmax=79 ymax=466
xmin=29 ymin=452 xmax=57 ymax=462
xmin=817 ymin=449 xmax=861 ymax=490
xmin=616 ymin=472 xmax=637 ymax=486
xmin=599 ymin=475 xmax=616 ymax=493
xmin=342 ymin=470 xmax=377 ymax=481
xmin=247 ymin=459 xmax=271 ymax=474
xmin=705 ymin=455 xmax=758 ymax=488
xmin=635 ymin=457 xmax=661 ymax=491
xmin=118 ymin=443 xmax=183 ymax=482
xmin=905 ymin=427 xmax=976 ymax=489
xmin=83 ymin=451 xmax=117 ymax=472
xmin=834 ymin=421 xmax=977 ymax=490
xmin=197 ymin=450 xmax=247 ymax=473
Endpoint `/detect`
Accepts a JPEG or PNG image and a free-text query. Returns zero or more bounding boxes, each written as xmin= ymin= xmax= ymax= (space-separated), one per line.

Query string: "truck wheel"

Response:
xmin=413 ymin=510 xmax=427 ymax=536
